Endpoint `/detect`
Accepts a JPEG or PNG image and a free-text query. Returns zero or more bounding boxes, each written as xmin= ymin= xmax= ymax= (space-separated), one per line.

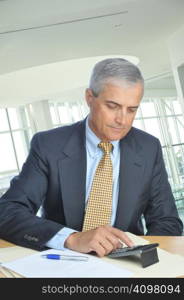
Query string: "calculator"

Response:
xmin=108 ymin=243 xmax=159 ymax=258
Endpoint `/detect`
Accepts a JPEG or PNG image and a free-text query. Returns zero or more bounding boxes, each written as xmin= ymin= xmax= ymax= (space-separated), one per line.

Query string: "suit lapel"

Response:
xmin=115 ymin=129 xmax=145 ymax=230
xmin=58 ymin=121 xmax=86 ymax=231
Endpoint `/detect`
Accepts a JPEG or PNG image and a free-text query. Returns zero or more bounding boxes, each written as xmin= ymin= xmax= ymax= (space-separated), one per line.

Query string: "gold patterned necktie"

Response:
xmin=82 ymin=142 xmax=113 ymax=231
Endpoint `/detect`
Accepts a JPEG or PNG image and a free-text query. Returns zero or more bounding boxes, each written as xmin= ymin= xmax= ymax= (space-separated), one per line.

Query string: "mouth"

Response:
xmin=109 ymin=126 xmax=126 ymax=132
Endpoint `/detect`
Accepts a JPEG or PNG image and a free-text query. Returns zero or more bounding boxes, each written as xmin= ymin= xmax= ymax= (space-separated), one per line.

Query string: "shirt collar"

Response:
xmin=85 ymin=116 xmax=119 ymax=158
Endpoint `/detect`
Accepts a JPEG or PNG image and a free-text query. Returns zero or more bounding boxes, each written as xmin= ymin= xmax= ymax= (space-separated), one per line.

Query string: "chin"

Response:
xmin=108 ymin=134 xmax=122 ymax=141
xmin=109 ymin=132 xmax=128 ymax=141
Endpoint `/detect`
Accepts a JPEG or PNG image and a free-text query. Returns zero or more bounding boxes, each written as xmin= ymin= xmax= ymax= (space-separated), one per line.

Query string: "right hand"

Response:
xmin=64 ymin=225 xmax=134 ymax=257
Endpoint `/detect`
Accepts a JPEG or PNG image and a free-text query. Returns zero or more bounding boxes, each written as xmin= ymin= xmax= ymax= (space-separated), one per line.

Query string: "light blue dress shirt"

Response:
xmin=46 ymin=117 xmax=120 ymax=250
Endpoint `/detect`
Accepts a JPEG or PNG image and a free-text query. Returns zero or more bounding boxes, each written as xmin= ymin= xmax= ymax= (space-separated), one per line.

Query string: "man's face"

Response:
xmin=85 ymin=82 xmax=143 ymax=141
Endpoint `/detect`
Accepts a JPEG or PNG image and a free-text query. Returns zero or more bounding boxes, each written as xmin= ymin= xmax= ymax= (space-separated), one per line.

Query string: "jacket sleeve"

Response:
xmin=0 ymin=133 xmax=63 ymax=250
xmin=144 ymin=140 xmax=183 ymax=235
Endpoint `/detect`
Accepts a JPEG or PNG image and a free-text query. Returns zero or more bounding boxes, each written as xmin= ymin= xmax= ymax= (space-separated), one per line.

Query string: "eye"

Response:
xmin=128 ymin=107 xmax=138 ymax=113
xmin=106 ymin=103 xmax=118 ymax=109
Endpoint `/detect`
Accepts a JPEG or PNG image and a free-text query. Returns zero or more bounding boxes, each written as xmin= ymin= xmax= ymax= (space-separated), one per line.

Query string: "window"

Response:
xmin=49 ymin=99 xmax=89 ymax=126
xmin=0 ymin=107 xmax=33 ymax=192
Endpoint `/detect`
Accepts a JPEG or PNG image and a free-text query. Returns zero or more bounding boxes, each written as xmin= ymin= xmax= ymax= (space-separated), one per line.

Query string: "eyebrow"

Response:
xmin=106 ymin=100 xmax=139 ymax=109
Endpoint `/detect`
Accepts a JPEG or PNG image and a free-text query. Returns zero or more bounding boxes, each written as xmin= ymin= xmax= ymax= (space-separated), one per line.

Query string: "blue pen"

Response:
xmin=42 ymin=254 xmax=89 ymax=261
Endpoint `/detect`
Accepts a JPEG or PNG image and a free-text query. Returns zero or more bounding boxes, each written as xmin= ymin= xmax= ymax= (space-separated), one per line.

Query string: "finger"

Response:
xmin=92 ymin=226 xmax=121 ymax=251
xmin=107 ymin=227 xmax=135 ymax=247
xmin=105 ymin=233 xmax=121 ymax=250
xmin=98 ymin=238 xmax=114 ymax=255
xmin=117 ymin=239 xmax=124 ymax=248
xmin=89 ymin=240 xmax=107 ymax=257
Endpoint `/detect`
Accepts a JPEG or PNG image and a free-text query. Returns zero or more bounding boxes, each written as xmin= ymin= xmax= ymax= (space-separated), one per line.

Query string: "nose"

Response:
xmin=115 ymin=109 xmax=127 ymax=126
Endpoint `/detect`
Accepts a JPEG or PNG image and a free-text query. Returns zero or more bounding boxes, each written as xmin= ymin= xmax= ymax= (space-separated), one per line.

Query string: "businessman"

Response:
xmin=0 ymin=58 xmax=183 ymax=257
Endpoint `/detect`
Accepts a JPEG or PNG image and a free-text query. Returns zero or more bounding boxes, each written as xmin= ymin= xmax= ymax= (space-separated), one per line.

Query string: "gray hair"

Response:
xmin=89 ymin=58 xmax=144 ymax=96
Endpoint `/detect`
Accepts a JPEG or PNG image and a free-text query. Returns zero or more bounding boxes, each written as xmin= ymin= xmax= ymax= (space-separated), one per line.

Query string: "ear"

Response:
xmin=85 ymin=88 xmax=94 ymax=107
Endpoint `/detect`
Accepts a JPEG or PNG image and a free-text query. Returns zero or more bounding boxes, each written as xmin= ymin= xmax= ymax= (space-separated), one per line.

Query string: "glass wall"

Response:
xmin=0 ymin=107 xmax=32 ymax=194
xmin=49 ymin=99 xmax=89 ymax=127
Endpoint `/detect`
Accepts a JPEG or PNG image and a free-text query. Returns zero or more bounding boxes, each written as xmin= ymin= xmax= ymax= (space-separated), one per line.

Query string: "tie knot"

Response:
xmin=98 ymin=142 xmax=113 ymax=154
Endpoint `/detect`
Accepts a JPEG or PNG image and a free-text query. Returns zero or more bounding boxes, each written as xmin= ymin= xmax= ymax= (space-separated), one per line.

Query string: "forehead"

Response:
xmin=99 ymin=83 xmax=143 ymax=105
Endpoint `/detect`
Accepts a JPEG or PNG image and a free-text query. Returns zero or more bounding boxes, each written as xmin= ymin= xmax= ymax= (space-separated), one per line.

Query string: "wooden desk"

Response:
xmin=142 ymin=236 xmax=184 ymax=257
xmin=0 ymin=240 xmax=14 ymax=248
xmin=0 ymin=236 xmax=184 ymax=278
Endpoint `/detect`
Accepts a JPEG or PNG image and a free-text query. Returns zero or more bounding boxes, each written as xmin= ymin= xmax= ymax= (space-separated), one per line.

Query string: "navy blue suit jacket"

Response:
xmin=0 ymin=119 xmax=183 ymax=250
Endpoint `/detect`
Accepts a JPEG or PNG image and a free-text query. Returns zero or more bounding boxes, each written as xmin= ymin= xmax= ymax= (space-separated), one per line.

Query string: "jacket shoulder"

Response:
xmin=30 ymin=120 xmax=85 ymax=157
xmin=32 ymin=120 xmax=83 ymax=143
xmin=131 ymin=126 xmax=159 ymax=144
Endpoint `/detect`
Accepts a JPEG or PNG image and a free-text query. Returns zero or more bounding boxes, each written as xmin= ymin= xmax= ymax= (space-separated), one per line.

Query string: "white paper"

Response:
xmin=2 ymin=248 xmax=133 ymax=278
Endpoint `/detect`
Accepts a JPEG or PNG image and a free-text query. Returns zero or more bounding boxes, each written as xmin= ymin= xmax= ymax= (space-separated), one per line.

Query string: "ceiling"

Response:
xmin=0 ymin=0 xmax=184 ymax=106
